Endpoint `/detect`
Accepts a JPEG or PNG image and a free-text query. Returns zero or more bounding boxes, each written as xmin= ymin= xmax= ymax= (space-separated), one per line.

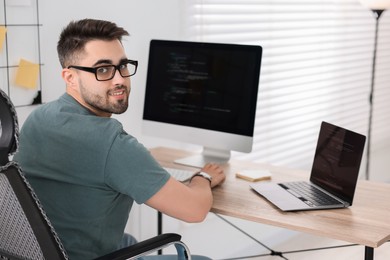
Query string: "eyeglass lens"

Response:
xmin=96 ymin=62 xmax=136 ymax=81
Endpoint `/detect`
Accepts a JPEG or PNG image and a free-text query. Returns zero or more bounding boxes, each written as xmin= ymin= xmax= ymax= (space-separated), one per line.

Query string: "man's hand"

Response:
xmin=199 ymin=163 xmax=225 ymax=188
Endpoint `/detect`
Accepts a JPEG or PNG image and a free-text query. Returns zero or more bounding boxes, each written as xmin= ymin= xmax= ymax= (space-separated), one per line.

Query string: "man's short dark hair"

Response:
xmin=57 ymin=19 xmax=129 ymax=68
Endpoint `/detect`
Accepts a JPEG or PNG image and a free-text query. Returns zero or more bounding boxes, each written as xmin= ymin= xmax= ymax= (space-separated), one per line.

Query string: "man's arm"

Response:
xmin=145 ymin=163 xmax=225 ymax=223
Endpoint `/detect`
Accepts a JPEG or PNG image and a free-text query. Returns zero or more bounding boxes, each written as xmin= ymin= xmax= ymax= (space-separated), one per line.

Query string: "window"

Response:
xmin=182 ymin=0 xmax=390 ymax=174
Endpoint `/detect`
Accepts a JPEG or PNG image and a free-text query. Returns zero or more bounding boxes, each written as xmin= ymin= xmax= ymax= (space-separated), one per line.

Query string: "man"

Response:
xmin=14 ymin=19 xmax=225 ymax=259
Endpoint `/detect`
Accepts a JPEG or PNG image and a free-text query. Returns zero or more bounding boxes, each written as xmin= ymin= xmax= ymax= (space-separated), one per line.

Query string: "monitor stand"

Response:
xmin=174 ymin=147 xmax=231 ymax=168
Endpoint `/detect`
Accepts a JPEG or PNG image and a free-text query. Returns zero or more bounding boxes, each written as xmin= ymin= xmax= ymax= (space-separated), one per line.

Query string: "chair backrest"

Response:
xmin=0 ymin=89 xmax=68 ymax=260
xmin=0 ymin=163 xmax=68 ymax=260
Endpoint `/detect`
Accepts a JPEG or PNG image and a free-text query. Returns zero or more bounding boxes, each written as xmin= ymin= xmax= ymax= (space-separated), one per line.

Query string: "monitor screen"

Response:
xmin=142 ymin=39 xmax=262 ymax=167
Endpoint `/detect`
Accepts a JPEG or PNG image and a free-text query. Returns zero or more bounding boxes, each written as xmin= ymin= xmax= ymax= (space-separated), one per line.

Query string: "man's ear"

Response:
xmin=62 ymin=68 xmax=77 ymax=88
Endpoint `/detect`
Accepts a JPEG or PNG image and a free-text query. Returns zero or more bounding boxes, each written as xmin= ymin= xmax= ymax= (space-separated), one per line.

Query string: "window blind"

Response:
xmin=182 ymin=0 xmax=390 ymax=173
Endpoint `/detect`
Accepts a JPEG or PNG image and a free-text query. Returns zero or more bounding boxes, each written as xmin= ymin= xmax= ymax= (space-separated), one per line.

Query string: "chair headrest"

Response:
xmin=0 ymin=89 xmax=19 ymax=165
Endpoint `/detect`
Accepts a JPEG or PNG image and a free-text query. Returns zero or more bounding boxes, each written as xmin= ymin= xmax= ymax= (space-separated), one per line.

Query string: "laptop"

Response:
xmin=250 ymin=121 xmax=366 ymax=211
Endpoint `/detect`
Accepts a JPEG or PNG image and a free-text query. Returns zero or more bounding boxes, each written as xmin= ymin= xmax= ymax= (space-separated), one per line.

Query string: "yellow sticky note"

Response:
xmin=15 ymin=59 xmax=40 ymax=89
xmin=0 ymin=26 xmax=7 ymax=51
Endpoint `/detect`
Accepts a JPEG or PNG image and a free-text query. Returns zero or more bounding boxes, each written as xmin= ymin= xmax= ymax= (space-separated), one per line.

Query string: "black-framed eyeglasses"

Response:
xmin=67 ymin=59 xmax=138 ymax=81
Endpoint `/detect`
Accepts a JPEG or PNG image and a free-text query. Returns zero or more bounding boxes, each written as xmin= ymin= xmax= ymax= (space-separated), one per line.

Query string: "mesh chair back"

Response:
xmin=0 ymin=167 xmax=45 ymax=259
xmin=0 ymin=163 xmax=68 ymax=260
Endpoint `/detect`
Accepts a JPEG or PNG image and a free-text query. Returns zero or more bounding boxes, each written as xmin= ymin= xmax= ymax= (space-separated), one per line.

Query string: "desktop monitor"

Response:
xmin=142 ymin=39 xmax=262 ymax=168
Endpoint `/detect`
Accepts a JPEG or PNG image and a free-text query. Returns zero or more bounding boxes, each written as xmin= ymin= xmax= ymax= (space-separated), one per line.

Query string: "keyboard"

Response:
xmin=280 ymin=181 xmax=342 ymax=207
xmin=163 ymin=167 xmax=195 ymax=182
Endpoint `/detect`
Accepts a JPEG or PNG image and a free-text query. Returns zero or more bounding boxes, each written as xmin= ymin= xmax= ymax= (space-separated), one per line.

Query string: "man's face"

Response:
xmin=65 ymin=39 xmax=131 ymax=117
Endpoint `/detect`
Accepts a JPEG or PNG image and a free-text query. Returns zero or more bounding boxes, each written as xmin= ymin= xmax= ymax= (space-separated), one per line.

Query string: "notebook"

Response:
xmin=250 ymin=121 xmax=366 ymax=211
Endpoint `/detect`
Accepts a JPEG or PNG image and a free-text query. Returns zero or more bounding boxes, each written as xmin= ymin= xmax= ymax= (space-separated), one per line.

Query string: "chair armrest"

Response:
xmin=94 ymin=233 xmax=184 ymax=260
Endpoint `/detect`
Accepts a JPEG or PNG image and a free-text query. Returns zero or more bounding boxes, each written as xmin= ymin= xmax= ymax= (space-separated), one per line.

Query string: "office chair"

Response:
xmin=0 ymin=89 xmax=193 ymax=260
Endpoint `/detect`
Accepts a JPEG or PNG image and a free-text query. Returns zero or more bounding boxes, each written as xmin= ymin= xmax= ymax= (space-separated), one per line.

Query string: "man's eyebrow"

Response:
xmin=92 ymin=59 xmax=113 ymax=66
xmin=119 ymin=58 xmax=129 ymax=64
xmin=92 ymin=58 xmax=128 ymax=67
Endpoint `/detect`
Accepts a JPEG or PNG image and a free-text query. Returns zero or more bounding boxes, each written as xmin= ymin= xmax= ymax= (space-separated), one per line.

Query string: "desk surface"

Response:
xmin=150 ymin=146 xmax=390 ymax=248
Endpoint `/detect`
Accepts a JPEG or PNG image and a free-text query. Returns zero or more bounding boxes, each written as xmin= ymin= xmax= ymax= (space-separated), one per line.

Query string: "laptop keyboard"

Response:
xmin=279 ymin=181 xmax=342 ymax=207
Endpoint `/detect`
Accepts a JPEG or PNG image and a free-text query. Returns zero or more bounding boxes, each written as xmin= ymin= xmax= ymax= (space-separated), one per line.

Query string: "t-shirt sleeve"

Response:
xmin=104 ymin=132 xmax=170 ymax=204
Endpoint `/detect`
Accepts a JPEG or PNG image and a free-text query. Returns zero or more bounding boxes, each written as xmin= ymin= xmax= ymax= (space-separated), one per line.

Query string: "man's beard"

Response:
xmin=79 ymin=82 xmax=130 ymax=115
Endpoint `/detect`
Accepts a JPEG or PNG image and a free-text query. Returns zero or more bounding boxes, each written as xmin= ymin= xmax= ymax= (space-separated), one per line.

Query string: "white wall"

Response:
xmin=15 ymin=0 xmax=189 ymax=146
xmin=14 ymin=0 xmax=190 ymax=155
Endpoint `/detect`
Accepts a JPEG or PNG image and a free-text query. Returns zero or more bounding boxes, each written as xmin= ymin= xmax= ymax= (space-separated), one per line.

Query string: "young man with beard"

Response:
xmin=14 ymin=19 xmax=225 ymax=260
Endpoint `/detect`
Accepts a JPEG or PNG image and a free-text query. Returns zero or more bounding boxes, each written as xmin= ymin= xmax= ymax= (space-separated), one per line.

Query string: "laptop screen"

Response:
xmin=310 ymin=121 xmax=366 ymax=205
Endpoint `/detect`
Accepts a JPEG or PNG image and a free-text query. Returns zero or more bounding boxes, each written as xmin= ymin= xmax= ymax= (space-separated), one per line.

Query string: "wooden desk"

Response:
xmin=150 ymin=147 xmax=390 ymax=259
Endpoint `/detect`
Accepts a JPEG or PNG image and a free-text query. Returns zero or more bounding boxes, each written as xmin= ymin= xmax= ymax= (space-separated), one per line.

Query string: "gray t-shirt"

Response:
xmin=14 ymin=93 xmax=170 ymax=259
